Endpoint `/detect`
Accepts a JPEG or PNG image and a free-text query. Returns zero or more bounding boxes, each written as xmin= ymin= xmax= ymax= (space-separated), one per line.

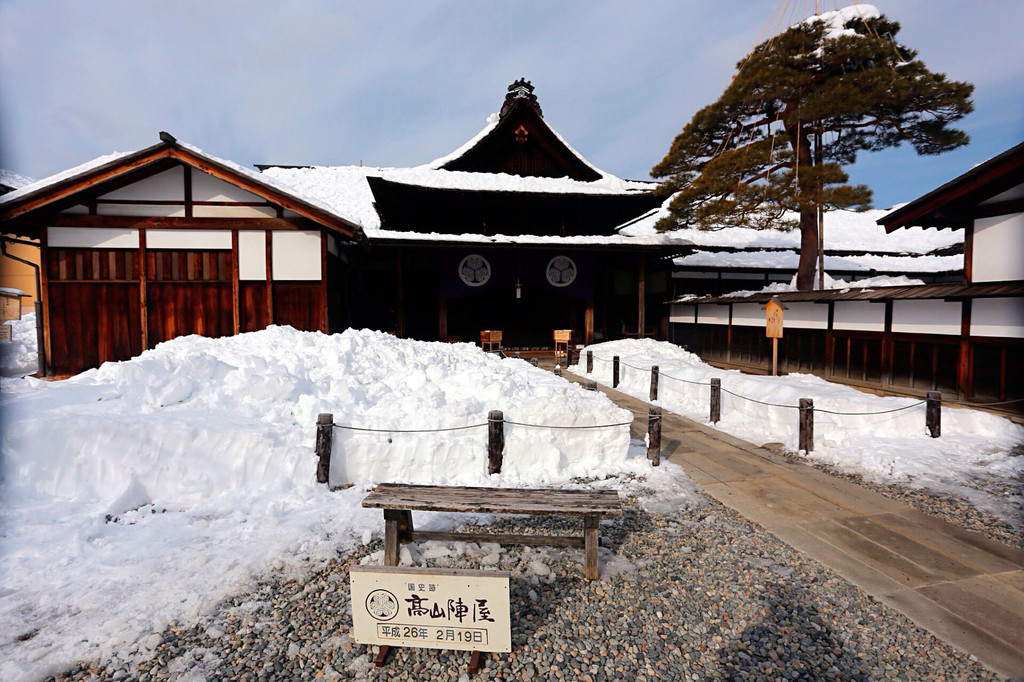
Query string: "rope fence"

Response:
xmin=580 ymin=351 xmax=955 ymax=450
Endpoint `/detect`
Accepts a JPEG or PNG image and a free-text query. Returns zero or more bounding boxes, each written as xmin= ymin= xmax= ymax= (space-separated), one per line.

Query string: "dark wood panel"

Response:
xmin=240 ymin=282 xmax=270 ymax=332
xmin=47 ymin=248 xmax=137 ymax=282
xmin=273 ymin=282 xmax=324 ymax=332
xmin=146 ymin=283 xmax=233 ymax=344
xmin=47 ymin=283 xmax=142 ymax=375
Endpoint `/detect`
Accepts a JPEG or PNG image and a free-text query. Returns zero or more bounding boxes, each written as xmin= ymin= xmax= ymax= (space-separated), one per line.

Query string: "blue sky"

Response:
xmin=1 ymin=0 xmax=1021 ymax=209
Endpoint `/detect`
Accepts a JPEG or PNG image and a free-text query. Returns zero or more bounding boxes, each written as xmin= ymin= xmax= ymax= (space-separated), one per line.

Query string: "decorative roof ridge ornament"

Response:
xmin=500 ymin=78 xmax=542 ymax=119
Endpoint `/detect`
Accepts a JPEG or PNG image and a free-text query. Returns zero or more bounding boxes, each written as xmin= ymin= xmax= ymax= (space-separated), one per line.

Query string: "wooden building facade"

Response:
xmin=0 ymin=134 xmax=362 ymax=376
xmin=669 ymin=141 xmax=1024 ymax=411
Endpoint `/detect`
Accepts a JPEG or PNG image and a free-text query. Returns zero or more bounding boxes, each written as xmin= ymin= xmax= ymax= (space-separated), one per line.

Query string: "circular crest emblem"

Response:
xmin=546 ymin=256 xmax=577 ymax=287
xmin=365 ymin=589 xmax=399 ymax=621
xmin=458 ymin=254 xmax=491 ymax=287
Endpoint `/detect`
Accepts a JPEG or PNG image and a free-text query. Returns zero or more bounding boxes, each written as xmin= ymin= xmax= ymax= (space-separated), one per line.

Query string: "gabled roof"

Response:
xmin=435 ymin=79 xmax=603 ymax=181
xmin=879 ymin=140 xmax=1024 ymax=232
xmin=0 ymin=133 xmax=365 ymax=241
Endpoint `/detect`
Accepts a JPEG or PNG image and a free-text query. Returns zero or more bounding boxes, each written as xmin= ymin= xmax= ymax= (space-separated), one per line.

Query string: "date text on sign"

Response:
xmin=350 ymin=566 xmax=511 ymax=653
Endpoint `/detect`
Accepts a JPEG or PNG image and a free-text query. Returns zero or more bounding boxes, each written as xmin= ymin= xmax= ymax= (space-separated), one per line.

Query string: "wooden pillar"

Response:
xmin=139 ymin=228 xmax=149 ymax=350
xmin=585 ymin=297 xmax=594 ymax=346
xmin=265 ymin=230 xmax=274 ymax=324
xmin=583 ymin=514 xmax=600 ymax=580
xmin=315 ymin=413 xmax=333 ymax=484
xmin=319 ymin=231 xmax=328 ymax=333
xmin=395 ymin=249 xmax=405 ymax=338
xmin=231 ymin=230 xmax=240 ymax=335
xmin=438 ymin=297 xmax=448 ymax=341
xmin=958 ymin=299 xmax=971 ymax=399
xmin=824 ymin=302 xmax=835 ymax=377
xmin=881 ymin=300 xmax=894 ymax=385
xmin=39 ymin=228 xmax=52 ymax=376
xmin=488 ymin=410 xmax=504 ymax=475
xmin=637 ymin=256 xmax=646 ymax=335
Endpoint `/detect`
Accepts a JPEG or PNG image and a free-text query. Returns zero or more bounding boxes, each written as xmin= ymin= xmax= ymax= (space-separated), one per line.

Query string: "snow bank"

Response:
xmin=1 ymin=312 xmax=38 ymax=377
xmin=0 ymin=326 xmax=691 ymax=680
xmin=572 ymin=339 xmax=1024 ymax=521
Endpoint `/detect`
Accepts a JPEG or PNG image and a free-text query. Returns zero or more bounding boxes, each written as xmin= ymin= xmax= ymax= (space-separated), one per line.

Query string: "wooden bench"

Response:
xmin=361 ymin=483 xmax=622 ymax=580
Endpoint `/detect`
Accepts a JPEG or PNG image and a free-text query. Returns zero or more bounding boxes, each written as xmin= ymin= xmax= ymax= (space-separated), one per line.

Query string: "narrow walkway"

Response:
xmin=562 ymin=367 xmax=1024 ymax=678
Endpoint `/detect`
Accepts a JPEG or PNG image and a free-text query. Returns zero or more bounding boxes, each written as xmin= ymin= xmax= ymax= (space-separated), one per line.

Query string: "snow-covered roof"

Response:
xmin=0 ymin=138 xmax=364 ymax=238
xmin=675 ymin=249 xmax=961 ymax=274
xmin=0 ymin=169 xmax=35 ymax=191
xmin=262 ymin=162 xmax=654 ymax=236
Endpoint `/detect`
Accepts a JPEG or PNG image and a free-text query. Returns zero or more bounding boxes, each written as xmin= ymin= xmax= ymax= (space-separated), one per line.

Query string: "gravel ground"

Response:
xmin=47 ymin=495 xmax=997 ymax=682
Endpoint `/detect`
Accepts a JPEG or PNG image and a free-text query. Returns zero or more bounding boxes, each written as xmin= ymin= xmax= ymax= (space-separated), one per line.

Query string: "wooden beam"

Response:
xmin=231 ymin=230 xmax=240 ymax=336
xmin=39 ymin=228 xmax=52 ymax=376
xmin=265 ymin=230 xmax=274 ymax=325
xmin=584 ymin=297 xmax=594 ymax=346
xmin=139 ymin=229 xmax=149 ymax=351
xmin=41 ymin=215 xmax=315 ymax=230
xmin=183 ymin=166 xmax=193 ymax=219
xmin=958 ymin=299 xmax=971 ymax=399
xmin=319 ymin=230 xmax=328 ymax=333
xmin=438 ymin=297 xmax=447 ymax=341
xmin=637 ymin=255 xmax=646 ymax=335
xmin=963 ymin=223 xmax=974 ymax=284
xmin=395 ymin=249 xmax=405 ymax=338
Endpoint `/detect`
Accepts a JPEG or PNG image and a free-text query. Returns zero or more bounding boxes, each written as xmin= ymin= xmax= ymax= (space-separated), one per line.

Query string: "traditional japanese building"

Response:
xmin=0 ymin=80 xmax=686 ymax=375
xmin=260 ymin=79 xmax=682 ymax=348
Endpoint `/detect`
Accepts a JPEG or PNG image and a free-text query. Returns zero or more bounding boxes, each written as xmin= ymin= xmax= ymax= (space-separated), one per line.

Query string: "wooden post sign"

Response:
xmin=350 ymin=566 xmax=512 ymax=654
xmin=762 ymin=298 xmax=787 ymax=376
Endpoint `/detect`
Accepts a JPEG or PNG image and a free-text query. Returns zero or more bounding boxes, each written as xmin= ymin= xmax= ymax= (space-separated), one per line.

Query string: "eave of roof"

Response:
xmin=878 ymin=140 xmax=1024 ymax=232
xmin=670 ymin=281 xmax=1024 ymax=305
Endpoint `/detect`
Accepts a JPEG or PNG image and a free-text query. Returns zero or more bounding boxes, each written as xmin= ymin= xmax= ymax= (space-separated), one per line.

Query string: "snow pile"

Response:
xmin=0 ymin=169 xmax=35 ymax=190
xmin=1 ymin=312 xmax=38 ymax=377
xmin=572 ymin=339 xmax=1024 ymax=521
xmin=0 ymin=326 xmax=697 ymax=680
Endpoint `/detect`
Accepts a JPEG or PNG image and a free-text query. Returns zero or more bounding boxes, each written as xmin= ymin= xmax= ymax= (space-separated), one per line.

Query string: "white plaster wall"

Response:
xmin=731 ymin=303 xmax=764 ymax=327
xmin=192 ymin=171 xmax=264 ymax=203
xmin=971 ymin=297 xmax=1024 ymax=338
xmin=833 ymin=301 xmax=885 ymax=332
xmin=973 ymin=212 xmax=1024 ymax=282
xmin=239 ymin=231 xmax=267 ymax=281
xmin=669 ymin=304 xmax=696 ymax=324
xmin=98 ymin=167 xmax=184 ymax=201
xmin=146 ymin=230 xmax=231 ymax=250
xmin=697 ymin=304 xmax=730 ymax=325
xmin=272 ymin=231 xmax=321 ymax=281
xmin=782 ymin=302 xmax=828 ymax=329
xmin=47 ymin=227 xmax=139 ymax=249
xmin=891 ymin=299 xmax=961 ymax=335
xmin=97 ymin=204 xmax=186 ymax=217
xmin=193 ymin=205 xmax=277 ymax=218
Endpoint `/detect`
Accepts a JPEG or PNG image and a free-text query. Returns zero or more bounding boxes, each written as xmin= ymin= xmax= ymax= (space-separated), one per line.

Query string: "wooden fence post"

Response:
xmin=650 ymin=365 xmax=659 ymax=402
xmin=587 ymin=351 xmax=593 ymax=373
xmin=613 ymin=356 xmax=620 ymax=388
xmin=586 ymin=380 xmax=597 ymax=391
xmin=710 ymin=378 xmax=721 ymax=424
xmin=799 ymin=398 xmax=814 ymax=452
xmin=648 ymin=406 xmax=662 ymax=466
xmin=316 ymin=413 xmax=333 ymax=485
xmin=926 ymin=391 xmax=941 ymax=438
xmin=488 ymin=410 xmax=505 ymax=474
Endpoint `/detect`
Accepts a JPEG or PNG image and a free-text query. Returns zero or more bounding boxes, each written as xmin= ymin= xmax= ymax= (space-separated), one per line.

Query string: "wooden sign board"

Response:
xmin=350 ymin=566 xmax=511 ymax=653
xmin=762 ymin=299 xmax=785 ymax=339
xmin=553 ymin=329 xmax=572 ymax=343
xmin=1 ymin=294 xmax=22 ymax=322
xmin=0 ymin=324 xmax=11 ymax=342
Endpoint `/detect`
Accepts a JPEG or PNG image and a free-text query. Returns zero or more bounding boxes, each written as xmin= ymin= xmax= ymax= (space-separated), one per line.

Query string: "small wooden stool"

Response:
xmin=480 ymin=330 xmax=502 ymax=353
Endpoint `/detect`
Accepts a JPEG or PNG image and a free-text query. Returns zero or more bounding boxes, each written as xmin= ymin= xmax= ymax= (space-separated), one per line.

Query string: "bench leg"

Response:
xmin=584 ymin=514 xmax=600 ymax=580
xmin=384 ymin=510 xmax=404 ymax=566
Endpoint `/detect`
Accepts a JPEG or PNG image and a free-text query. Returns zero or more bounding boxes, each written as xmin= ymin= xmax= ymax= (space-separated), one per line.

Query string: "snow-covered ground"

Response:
xmin=571 ymin=339 xmax=1024 ymax=522
xmin=1 ymin=312 xmax=38 ymax=377
xmin=0 ymin=327 xmax=698 ymax=681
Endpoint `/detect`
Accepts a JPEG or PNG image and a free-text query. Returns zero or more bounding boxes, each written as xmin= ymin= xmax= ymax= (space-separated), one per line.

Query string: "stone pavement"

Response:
xmin=560 ymin=366 xmax=1024 ymax=679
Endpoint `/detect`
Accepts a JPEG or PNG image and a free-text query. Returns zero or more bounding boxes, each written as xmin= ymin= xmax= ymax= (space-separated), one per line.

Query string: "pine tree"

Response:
xmin=652 ymin=7 xmax=974 ymax=290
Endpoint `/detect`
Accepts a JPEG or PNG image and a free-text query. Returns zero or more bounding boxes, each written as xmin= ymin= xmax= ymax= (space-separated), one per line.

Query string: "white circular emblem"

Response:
xmin=546 ymin=256 xmax=577 ymax=287
xmin=458 ymin=254 xmax=491 ymax=287
xmin=366 ymin=589 xmax=399 ymax=621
